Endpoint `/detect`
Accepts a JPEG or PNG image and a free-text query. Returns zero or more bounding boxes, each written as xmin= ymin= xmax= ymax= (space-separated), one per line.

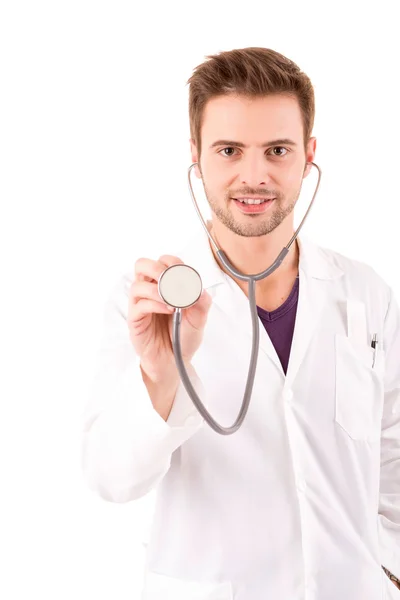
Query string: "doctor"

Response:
xmin=81 ymin=47 xmax=400 ymax=599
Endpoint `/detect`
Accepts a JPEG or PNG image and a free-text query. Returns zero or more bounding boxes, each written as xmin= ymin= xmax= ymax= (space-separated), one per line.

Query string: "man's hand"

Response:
xmin=388 ymin=577 xmax=400 ymax=590
xmin=383 ymin=566 xmax=400 ymax=589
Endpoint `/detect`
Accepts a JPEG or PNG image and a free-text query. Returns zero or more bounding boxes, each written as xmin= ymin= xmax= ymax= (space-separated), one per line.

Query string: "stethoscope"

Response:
xmin=158 ymin=161 xmax=321 ymax=435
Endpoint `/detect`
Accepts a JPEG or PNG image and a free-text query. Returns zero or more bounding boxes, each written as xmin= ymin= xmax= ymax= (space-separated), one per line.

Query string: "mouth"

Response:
xmin=231 ymin=197 xmax=276 ymax=214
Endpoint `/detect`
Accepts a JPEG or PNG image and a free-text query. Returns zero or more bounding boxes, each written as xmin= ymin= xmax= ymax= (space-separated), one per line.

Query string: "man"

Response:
xmin=81 ymin=47 xmax=400 ymax=599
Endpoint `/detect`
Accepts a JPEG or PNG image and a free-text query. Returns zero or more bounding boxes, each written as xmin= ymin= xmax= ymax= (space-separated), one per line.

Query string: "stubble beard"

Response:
xmin=204 ymin=186 xmax=300 ymax=238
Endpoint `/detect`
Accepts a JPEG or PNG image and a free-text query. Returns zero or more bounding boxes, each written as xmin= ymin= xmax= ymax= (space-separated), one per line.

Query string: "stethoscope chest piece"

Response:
xmin=158 ymin=264 xmax=203 ymax=309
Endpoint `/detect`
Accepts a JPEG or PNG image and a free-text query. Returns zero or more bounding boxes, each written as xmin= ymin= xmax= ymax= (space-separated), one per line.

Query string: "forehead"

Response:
xmin=201 ymin=94 xmax=303 ymax=142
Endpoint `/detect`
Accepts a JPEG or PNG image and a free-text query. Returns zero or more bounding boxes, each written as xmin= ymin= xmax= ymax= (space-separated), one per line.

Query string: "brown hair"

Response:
xmin=186 ymin=47 xmax=315 ymax=159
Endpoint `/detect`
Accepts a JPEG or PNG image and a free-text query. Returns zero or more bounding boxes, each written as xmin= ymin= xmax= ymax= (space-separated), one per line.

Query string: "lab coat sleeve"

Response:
xmin=80 ymin=272 xmax=205 ymax=504
xmin=378 ymin=286 xmax=400 ymax=579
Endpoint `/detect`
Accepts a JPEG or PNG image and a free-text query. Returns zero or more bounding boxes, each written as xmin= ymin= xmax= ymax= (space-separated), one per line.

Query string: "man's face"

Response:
xmin=190 ymin=93 xmax=316 ymax=238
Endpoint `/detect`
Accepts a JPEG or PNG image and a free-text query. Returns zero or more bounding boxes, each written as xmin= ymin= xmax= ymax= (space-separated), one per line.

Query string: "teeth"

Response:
xmin=237 ymin=198 xmax=270 ymax=205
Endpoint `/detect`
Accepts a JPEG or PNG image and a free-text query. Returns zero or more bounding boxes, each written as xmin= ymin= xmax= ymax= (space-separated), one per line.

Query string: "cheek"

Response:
xmin=286 ymin=161 xmax=307 ymax=184
xmin=202 ymin=168 xmax=230 ymax=194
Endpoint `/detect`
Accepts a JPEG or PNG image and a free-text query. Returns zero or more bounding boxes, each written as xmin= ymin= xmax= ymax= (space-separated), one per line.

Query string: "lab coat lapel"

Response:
xmin=211 ymin=273 xmax=284 ymax=372
xmin=284 ymin=267 xmax=327 ymax=388
xmin=285 ymin=236 xmax=344 ymax=388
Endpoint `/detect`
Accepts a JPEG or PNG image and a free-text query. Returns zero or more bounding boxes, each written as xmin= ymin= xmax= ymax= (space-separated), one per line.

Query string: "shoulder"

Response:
xmin=315 ymin=240 xmax=392 ymax=317
xmin=326 ymin=244 xmax=386 ymax=284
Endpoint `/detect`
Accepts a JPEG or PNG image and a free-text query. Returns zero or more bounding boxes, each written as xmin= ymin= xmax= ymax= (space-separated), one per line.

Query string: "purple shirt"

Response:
xmin=256 ymin=276 xmax=299 ymax=375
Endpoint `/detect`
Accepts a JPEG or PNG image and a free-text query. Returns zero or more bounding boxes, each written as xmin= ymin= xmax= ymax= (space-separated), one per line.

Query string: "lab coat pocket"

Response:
xmin=141 ymin=570 xmax=233 ymax=600
xmin=335 ymin=334 xmax=385 ymax=442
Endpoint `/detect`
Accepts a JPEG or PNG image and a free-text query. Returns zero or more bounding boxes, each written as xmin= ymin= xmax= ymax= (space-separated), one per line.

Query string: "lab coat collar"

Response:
xmin=179 ymin=222 xmax=344 ymax=290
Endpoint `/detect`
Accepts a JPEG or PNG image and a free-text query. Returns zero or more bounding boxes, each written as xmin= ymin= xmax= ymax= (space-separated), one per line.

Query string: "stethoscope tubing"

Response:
xmin=171 ymin=161 xmax=321 ymax=435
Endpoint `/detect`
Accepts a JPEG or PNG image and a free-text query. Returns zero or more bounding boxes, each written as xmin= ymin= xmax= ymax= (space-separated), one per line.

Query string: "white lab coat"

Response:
xmin=81 ymin=227 xmax=400 ymax=600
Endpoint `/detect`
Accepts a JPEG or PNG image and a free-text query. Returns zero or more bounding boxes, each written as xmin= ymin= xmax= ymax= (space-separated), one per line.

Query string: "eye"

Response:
xmin=268 ymin=146 xmax=288 ymax=157
xmin=218 ymin=146 xmax=289 ymax=158
xmin=219 ymin=147 xmax=237 ymax=157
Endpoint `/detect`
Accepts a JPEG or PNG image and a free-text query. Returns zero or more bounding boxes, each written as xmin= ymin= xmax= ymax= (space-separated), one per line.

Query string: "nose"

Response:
xmin=238 ymin=152 xmax=273 ymax=187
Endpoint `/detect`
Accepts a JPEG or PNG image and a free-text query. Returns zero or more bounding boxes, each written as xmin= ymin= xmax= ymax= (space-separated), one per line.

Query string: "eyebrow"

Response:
xmin=209 ymin=138 xmax=298 ymax=149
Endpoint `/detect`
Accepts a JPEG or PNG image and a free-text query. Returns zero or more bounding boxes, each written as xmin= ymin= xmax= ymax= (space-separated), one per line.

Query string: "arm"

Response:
xmin=140 ymin=365 xmax=180 ymax=422
xmin=379 ymin=286 xmax=400 ymax=583
xmin=80 ymin=273 xmax=205 ymax=503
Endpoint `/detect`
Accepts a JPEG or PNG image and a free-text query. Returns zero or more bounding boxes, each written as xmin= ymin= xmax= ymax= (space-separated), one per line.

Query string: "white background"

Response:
xmin=1 ymin=1 xmax=399 ymax=598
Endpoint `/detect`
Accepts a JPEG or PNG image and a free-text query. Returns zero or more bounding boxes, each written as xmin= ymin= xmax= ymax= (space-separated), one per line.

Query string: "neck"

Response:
xmin=207 ymin=219 xmax=299 ymax=291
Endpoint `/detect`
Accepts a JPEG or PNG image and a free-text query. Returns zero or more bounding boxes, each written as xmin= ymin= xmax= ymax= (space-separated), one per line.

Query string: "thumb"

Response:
xmin=196 ymin=289 xmax=212 ymax=313
xmin=184 ymin=289 xmax=212 ymax=330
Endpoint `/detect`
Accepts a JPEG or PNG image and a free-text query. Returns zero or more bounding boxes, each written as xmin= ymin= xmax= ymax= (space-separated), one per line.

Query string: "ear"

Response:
xmin=189 ymin=138 xmax=202 ymax=178
xmin=303 ymin=137 xmax=317 ymax=178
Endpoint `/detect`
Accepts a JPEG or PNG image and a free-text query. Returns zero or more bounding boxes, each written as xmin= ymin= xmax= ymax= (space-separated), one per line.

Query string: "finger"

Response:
xmin=158 ymin=255 xmax=185 ymax=266
xmin=134 ymin=258 xmax=157 ymax=284
xmin=155 ymin=255 xmax=186 ymax=286
xmin=130 ymin=280 xmax=168 ymax=306
xmin=134 ymin=256 xmax=184 ymax=284
xmin=129 ymin=298 xmax=175 ymax=323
